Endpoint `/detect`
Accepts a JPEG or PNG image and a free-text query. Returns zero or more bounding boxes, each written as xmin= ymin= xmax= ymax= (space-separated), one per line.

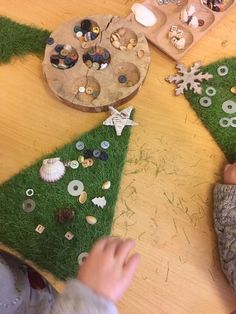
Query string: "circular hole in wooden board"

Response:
xmin=42 ymin=15 xmax=150 ymax=112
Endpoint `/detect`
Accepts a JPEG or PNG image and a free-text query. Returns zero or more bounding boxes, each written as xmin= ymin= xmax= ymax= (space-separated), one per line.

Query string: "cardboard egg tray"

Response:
xmin=128 ymin=0 xmax=236 ymax=60
xmin=43 ymin=15 xmax=151 ymax=112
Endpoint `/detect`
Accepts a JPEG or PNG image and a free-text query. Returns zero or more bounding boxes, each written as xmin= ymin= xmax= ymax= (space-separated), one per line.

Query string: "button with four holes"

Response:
xmin=217 ymin=65 xmax=228 ymax=76
xmin=101 ymin=141 xmax=110 ymax=150
xmin=75 ymin=141 xmax=85 ymax=151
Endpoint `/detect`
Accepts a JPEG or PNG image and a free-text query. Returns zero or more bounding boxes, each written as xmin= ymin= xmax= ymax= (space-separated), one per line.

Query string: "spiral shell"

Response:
xmin=39 ymin=157 xmax=66 ymax=182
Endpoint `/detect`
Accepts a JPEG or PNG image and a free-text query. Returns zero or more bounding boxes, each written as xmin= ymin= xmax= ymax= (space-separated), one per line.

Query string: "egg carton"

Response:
xmin=128 ymin=0 xmax=236 ymax=60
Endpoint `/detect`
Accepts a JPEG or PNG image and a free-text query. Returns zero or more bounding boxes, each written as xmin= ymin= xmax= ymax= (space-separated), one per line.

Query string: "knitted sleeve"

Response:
xmin=213 ymin=183 xmax=236 ymax=291
xmin=51 ymin=279 xmax=118 ymax=314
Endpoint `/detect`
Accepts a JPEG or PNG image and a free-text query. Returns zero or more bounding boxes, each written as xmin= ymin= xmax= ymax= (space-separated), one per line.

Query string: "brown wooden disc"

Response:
xmin=42 ymin=15 xmax=151 ymax=112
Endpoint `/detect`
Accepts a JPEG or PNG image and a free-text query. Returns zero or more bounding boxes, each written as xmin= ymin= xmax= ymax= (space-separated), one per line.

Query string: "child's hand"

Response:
xmin=224 ymin=163 xmax=236 ymax=185
xmin=77 ymin=237 xmax=140 ymax=303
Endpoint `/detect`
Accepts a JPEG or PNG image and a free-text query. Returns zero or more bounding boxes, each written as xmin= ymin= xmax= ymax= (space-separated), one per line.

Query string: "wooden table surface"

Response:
xmin=0 ymin=1 xmax=236 ymax=313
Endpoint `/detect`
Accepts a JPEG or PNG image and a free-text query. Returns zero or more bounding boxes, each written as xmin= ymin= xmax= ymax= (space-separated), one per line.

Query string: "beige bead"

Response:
xmin=79 ymin=191 xmax=87 ymax=204
xmin=137 ymin=49 xmax=144 ymax=58
xmin=86 ymin=216 xmax=97 ymax=225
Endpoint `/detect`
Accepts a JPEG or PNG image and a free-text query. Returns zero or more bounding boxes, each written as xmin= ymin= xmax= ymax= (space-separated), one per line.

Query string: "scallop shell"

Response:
xmin=39 ymin=157 xmax=65 ymax=182
xmin=86 ymin=216 xmax=97 ymax=225
xmin=102 ymin=181 xmax=111 ymax=190
xmin=131 ymin=3 xmax=157 ymax=27
xmin=79 ymin=191 xmax=88 ymax=204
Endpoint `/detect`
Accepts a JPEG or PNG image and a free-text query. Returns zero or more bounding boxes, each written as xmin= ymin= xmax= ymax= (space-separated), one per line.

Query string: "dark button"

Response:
xmin=99 ymin=151 xmax=108 ymax=161
xmin=64 ymin=57 xmax=74 ymax=66
xmin=118 ymin=75 xmax=127 ymax=83
xmin=81 ymin=19 xmax=91 ymax=31
xmin=55 ymin=44 xmax=64 ymax=53
xmin=102 ymin=51 xmax=110 ymax=60
xmin=84 ymin=149 xmax=93 ymax=158
xmin=74 ymin=25 xmax=81 ymax=33
xmin=50 ymin=55 xmax=60 ymax=66
xmin=47 ymin=37 xmax=54 ymax=45
xmin=90 ymin=32 xmax=98 ymax=40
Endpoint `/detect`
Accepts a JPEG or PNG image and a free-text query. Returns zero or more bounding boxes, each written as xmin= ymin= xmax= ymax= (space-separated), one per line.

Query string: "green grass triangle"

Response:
xmin=184 ymin=58 xmax=236 ymax=163
xmin=0 ymin=16 xmax=50 ymax=63
xmin=0 ymin=119 xmax=133 ymax=280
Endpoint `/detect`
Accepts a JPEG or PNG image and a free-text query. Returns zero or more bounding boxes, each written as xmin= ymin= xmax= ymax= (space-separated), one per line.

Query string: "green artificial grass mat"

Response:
xmin=185 ymin=58 xmax=236 ymax=163
xmin=0 ymin=16 xmax=50 ymax=63
xmin=0 ymin=120 xmax=132 ymax=280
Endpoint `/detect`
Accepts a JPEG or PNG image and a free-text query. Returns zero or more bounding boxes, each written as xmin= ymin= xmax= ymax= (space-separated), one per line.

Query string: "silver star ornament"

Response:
xmin=103 ymin=106 xmax=138 ymax=136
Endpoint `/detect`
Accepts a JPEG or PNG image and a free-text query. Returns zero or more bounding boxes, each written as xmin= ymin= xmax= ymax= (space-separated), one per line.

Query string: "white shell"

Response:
xmin=188 ymin=4 xmax=196 ymax=16
xmin=189 ymin=16 xmax=199 ymax=28
xmin=86 ymin=216 xmax=97 ymax=225
xmin=131 ymin=3 xmax=157 ymax=27
xmin=174 ymin=38 xmax=186 ymax=50
xmin=39 ymin=157 xmax=65 ymax=182
xmin=102 ymin=181 xmax=111 ymax=190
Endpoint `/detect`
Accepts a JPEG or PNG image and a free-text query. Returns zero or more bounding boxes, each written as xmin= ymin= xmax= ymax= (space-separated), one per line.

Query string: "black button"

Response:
xmin=47 ymin=37 xmax=54 ymax=45
xmin=55 ymin=44 xmax=64 ymax=53
xmin=64 ymin=57 xmax=74 ymax=66
xmin=84 ymin=149 xmax=93 ymax=158
xmin=81 ymin=19 xmax=91 ymax=31
xmin=99 ymin=151 xmax=108 ymax=161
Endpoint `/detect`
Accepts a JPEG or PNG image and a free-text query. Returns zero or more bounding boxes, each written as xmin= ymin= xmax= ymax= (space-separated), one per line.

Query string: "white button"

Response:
xmin=199 ymin=96 xmax=212 ymax=107
xmin=222 ymin=100 xmax=236 ymax=114
xmin=79 ymin=86 xmax=86 ymax=93
xmin=75 ymin=141 xmax=85 ymax=151
xmin=101 ymin=141 xmax=110 ymax=149
xmin=77 ymin=252 xmax=89 ymax=266
xmin=26 ymin=189 xmax=34 ymax=197
xmin=67 ymin=180 xmax=84 ymax=196
xmin=205 ymin=86 xmax=216 ymax=97
xmin=70 ymin=160 xmax=79 ymax=169
xmin=217 ymin=65 xmax=228 ymax=76
xmin=219 ymin=117 xmax=230 ymax=128
xmin=230 ymin=117 xmax=236 ymax=127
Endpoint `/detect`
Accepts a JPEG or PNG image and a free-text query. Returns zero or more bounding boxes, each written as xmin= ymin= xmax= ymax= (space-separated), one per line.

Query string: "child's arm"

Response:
xmin=52 ymin=237 xmax=140 ymax=314
xmin=213 ymin=163 xmax=236 ymax=291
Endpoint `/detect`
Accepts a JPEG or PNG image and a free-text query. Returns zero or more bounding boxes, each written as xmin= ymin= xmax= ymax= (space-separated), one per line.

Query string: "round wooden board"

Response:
xmin=42 ymin=15 xmax=151 ymax=112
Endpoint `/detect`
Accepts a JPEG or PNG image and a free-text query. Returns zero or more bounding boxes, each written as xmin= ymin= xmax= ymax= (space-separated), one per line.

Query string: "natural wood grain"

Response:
xmin=0 ymin=1 xmax=236 ymax=313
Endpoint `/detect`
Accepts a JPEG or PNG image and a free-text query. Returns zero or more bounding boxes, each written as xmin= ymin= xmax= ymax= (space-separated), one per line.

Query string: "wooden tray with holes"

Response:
xmin=43 ymin=15 xmax=150 ymax=113
xmin=127 ymin=0 xmax=235 ymax=60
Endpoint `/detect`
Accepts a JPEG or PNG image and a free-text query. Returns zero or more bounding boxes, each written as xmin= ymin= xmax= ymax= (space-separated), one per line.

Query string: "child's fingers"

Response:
xmin=105 ymin=238 xmax=123 ymax=256
xmin=115 ymin=239 xmax=135 ymax=263
xmin=123 ymin=253 xmax=140 ymax=281
xmin=92 ymin=237 xmax=109 ymax=252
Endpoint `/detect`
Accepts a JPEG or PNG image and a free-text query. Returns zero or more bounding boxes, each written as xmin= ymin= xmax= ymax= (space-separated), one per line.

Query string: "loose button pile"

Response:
xmin=83 ymin=46 xmax=111 ymax=70
xmin=74 ymin=19 xmax=100 ymax=43
xmin=50 ymin=44 xmax=78 ymax=70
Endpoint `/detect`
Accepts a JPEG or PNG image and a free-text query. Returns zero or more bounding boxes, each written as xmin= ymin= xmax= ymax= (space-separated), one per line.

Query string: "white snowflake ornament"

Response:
xmin=92 ymin=197 xmax=107 ymax=208
xmin=166 ymin=61 xmax=213 ymax=96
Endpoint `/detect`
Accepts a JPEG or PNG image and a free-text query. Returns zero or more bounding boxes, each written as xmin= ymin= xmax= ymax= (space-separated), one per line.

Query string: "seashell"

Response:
xmin=189 ymin=16 xmax=199 ymax=28
xmin=86 ymin=215 xmax=97 ymax=225
xmin=39 ymin=157 xmax=65 ymax=182
xmin=102 ymin=181 xmax=111 ymax=190
xmin=79 ymin=191 xmax=87 ymax=204
xmin=137 ymin=49 xmax=145 ymax=58
xmin=120 ymin=45 xmax=127 ymax=51
xmin=112 ymin=40 xmax=121 ymax=49
xmin=174 ymin=37 xmax=186 ymax=50
xmin=131 ymin=3 xmax=157 ymax=27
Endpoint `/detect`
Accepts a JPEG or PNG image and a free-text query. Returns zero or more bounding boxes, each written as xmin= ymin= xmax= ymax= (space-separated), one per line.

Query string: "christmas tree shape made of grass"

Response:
xmin=184 ymin=58 xmax=236 ymax=163
xmin=0 ymin=120 xmax=132 ymax=280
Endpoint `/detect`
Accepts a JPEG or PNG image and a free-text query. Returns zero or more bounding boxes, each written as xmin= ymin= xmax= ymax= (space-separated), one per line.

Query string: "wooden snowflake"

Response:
xmin=166 ymin=61 xmax=213 ymax=96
